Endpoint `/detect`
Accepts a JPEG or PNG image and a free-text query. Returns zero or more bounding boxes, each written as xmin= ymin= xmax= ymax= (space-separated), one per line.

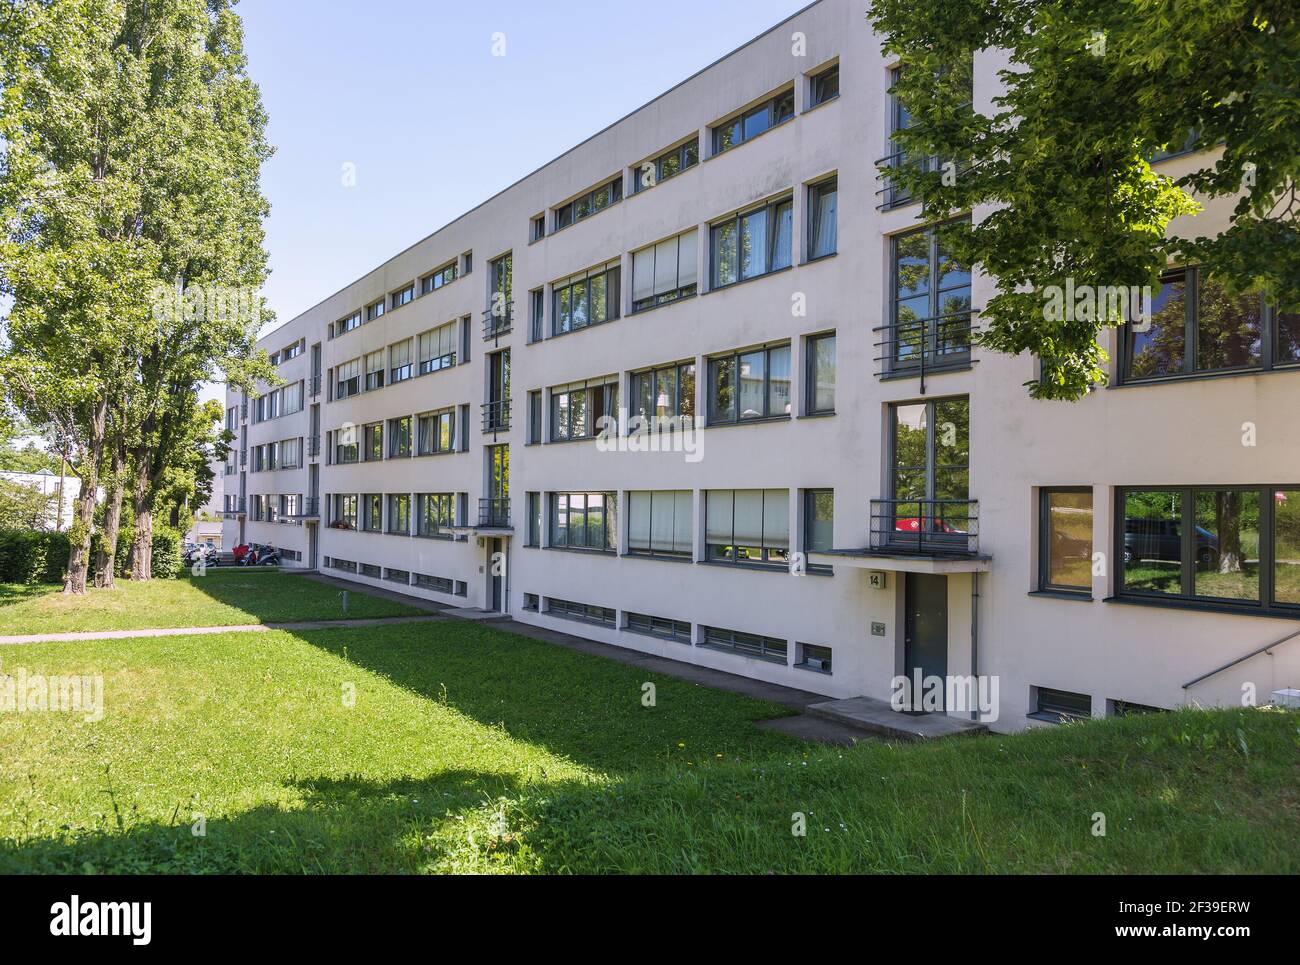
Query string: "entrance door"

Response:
xmin=903 ymin=572 xmax=948 ymax=710
xmin=489 ymin=538 xmax=503 ymax=611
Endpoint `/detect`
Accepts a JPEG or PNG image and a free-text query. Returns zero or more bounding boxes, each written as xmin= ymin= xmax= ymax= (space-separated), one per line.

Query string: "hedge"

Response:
xmin=0 ymin=529 xmax=72 ymax=584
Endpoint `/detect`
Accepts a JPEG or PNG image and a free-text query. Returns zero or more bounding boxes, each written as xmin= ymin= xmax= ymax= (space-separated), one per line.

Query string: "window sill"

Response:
xmin=702 ymin=263 xmax=794 ymax=296
xmin=547 ymin=196 xmax=623 ymax=237
xmin=797 ymin=410 xmax=836 ymax=420
xmin=704 ymin=414 xmax=792 ymax=430
xmin=1103 ymin=594 xmax=1300 ymax=621
xmin=795 ymin=663 xmax=832 ymax=676
xmin=623 ymin=551 xmax=693 ymax=564
xmin=696 ymin=559 xmax=788 ymax=574
xmin=628 ymin=292 xmax=698 ymax=318
xmin=1028 ymin=589 xmax=1093 ymax=602
xmin=1112 ymin=363 xmax=1299 ymax=390
xmin=698 ymin=642 xmax=787 ymax=665
xmin=878 ymin=361 xmax=972 ymax=382
xmin=623 ymin=626 xmax=692 ymax=645
xmin=800 ymin=251 xmax=838 ymax=267
xmin=544 ymin=546 xmax=617 ymax=557
xmin=547 ymin=315 xmax=621 ymax=341
xmin=802 ymin=94 xmax=839 ymax=115
xmin=628 ymin=163 xmax=698 ymax=198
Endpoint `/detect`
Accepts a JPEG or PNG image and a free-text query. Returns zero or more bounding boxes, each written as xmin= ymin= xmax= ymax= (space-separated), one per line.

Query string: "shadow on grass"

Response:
xmin=0 ymin=770 xmax=567 ymax=874
xmin=282 ymin=621 xmax=804 ymax=778
xmin=0 ymin=582 xmax=61 ymax=609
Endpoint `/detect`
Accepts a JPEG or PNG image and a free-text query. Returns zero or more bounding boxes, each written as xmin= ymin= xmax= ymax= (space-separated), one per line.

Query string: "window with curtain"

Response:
xmin=550 ymin=379 xmax=619 ymax=441
xmin=417 ymin=408 xmax=455 ymax=455
xmin=416 ymin=493 xmax=454 ymax=537
xmin=336 ymin=358 xmax=361 ymax=398
xmin=705 ymin=489 xmax=789 ymax=565
xmin=710 ymin=196 xmax=793 ymax=288
xmin=808 ymin=178 xmax=837 ymax=260
xmin=386 ymin=493 xmax=411 ymax=534
xmin=806 ymin=333 xmax=836 ymax=414
xmin=388 ymin=416 xmax=412 ymax=458
xmin=389 ymin=339 xmax=413 ymax=383
xmin=548 ymin=492 xmax=617 ymax=552
xmin=630 ymin=361 xmax=695 ymax=429
xmin=364 ymin=350 xmax=385 ymax=391
xmin=331 ymin=494 xmax=357 ymax=530
xmin=708 ymin=344 xmax=791 ymax=423
xmin=631 ymin=231 xmax=698 ymax=312
xmin=363 ymin=422 xmax=383 ymax=462
xmin=361 ymin=493 xmax=382 ymax=532
xmin=628 ymin=491 xmax=693 ymax=558
xmin=418 ymin=321 xmax=457 ymax=374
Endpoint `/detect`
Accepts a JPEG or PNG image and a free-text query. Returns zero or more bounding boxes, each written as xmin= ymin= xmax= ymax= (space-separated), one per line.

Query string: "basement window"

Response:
xmin=1029 ymin=687 xmax=1091 ymax=724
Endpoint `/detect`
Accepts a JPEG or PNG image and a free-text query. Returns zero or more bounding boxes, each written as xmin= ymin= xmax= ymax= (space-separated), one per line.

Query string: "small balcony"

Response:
xmin=481 ymin=399 xmax=511 ymax=433
xmin=874 ymin=312 xmax=974 ymax=390
xmin=303 ymin=496 xmax=320 ymax=519
xmin=309 ymin=374 xmax=322 ymax=398
xmin=478 ymin=497 xmax=510 ymax=529
xmin=482 ymin=302 xmax=513 ymax=340
xmin=220 ymin=498 xmax=246 ymax=519
xmin=307 ymin=435 xmax=321 ymax=458
xmin=869 ymin=499 xmax=980 ymax=557
xmin=238 ymin=450 xmax=248 ymax=468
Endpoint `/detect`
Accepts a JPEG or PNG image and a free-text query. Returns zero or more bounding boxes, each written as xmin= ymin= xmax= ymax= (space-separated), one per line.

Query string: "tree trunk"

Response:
xmin=95 ymin=441 xmax=126 ymax=588
xmin=63 ymin=399 xmax=107 ymax=595
xmin=130 ymin=456 xmax=154 ymax=581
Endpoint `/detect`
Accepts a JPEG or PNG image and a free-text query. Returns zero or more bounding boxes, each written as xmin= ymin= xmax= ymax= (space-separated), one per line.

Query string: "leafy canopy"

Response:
xmin=869 ymin=0 xmax=1300 ymax=399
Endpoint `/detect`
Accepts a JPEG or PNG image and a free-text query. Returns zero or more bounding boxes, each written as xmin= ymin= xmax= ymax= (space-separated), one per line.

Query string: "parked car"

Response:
xmin=1123 ymin=518 xmax=1219 ymax=567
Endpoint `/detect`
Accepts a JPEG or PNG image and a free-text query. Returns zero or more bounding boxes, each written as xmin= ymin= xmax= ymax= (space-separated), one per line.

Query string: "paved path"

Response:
xmin=0 ymin=614 xmax=443 ymax=646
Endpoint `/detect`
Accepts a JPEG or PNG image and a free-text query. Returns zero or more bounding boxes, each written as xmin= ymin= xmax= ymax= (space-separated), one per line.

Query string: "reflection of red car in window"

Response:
xmin=895 ymin=518 xmax=963 ymax=534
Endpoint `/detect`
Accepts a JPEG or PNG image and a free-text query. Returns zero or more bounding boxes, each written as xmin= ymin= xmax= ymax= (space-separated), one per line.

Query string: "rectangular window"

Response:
xmin=388 ymin=416 xmax=412 ymax=458
xmin=1030 ymin=687 xmax=1092 ymax=724
xmin=332 ymin=493 xmax=358 ymax=530
xmin=1118 ymin=486 xmax=1296 ymax=611
xmin=708 ymin=344 xmax=791 ymax=424
xmin=333 ymin=428 xmax=358 ymax=465
xmin=416 ymin=492 xmax=454 ymax=538
xmin=335 ymin=358 xmax=361 ymax=399
xmin=807 ymin=178 xmax=838 ymax=260
xmin=629 ymin=361 xmax=695 ymax=431
xmin=391 ymin=284 xmax=414 ymax=310
xmin=366 ymin=299 xmax=385 ymax=322
xmin=280 ymin=437 xmax=301 ymax=470
xmin=336 ymin=311 xmax=361 ymax=336
xmin=711 ymin=89 xmax=794 ymax=155
xmin=384 ymin=568 xmax=410 ymax=585
xmin=529 ymin=288 xmax=544 ymax=342
xmin=549 ymin=378 xmax=618 ymax=441
xmin=386 ymin=493 xmax=411 ymax=535
xmin=796 ymin=642 xmax=833 ymax=673
xmin=889 ymin=221 xmax=972 ymax=373
xmin=416 ymin=573 xmax=454 ymax=593
xmin=631 ymin=230 xmax=697 ymax=312
xmin=632 ymin=137 xmax=699 ymax=193
xmin=421 ymin=261 xmax=457 ymax=294
xmin=545 ymin=597 xmax=616 ymax=626
xmin=525 ymin=492 xmax=541 ymax=547
xmin=552 ymin=262 xmax=620 ymax=335
xmin=364 ymin=350 xmax=385 ymax=391
xmin=1040 ymin=489 xmax=1093 ymax=593
xmin=705 ymin=489 xmax=789 ymax=566
xmin=628 ymin=491 xmax=693 ymax=558
xmin=806 ymin=333 xmax=836 ymax=414
xmin=553 ymin=177 xmax=623 ymax=230
xmin=416 ymin=408 xmax=455 ymax=455
xmin=625 ymin=611 xmax=691 ymax=643
xmin=809 ymin=64 xmax=839 ymax=107
xmin=522 ymin=592 xmax=539 ymax=611
xmin=417 ymin=320 xmax=458 ymax=374
xmin=361 ymin=493 xmax=382 ymax=532
xmin=804 ymin=489 xmax=834 ymax=557
xmin=1121 ymin=267 xmax=1295 ymax=382
xmin=360 ymin=563 xmax=382 ymax=579
xmin=710 ymin=196 xmax=793 ymax=288
xmin=548 ymin=492 xmax=617 ymax=552
xmin=886 ymin=397 xmax=971 ymax=542
xmin=527 ymin=390 xmax=542 ymax=443
xmin=531 ymin=214 xmax=546 ymax=242
xmin=389 ymin=339 xmax=413 ymax=383
xmin=362 ymin=422 xmax=383 ymax=463
xmin=701 ymin=625 xmax=787 ymax=663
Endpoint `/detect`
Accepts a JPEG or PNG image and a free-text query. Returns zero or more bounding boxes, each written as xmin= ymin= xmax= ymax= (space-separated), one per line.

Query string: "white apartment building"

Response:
xmin=224 ymin=0 xmax=1300 ymax=732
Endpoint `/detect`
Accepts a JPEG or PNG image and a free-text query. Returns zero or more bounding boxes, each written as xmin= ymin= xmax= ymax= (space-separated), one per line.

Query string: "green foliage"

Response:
xmin=869 ymin=0 xmax=1300 ymax=399
xmin=148 ymin=526 xmax=183 ymax=579
xmin=0 ymin=528 xmax=71 ymax=583
xmin=0 ymin=478 xmax=55 ymax=529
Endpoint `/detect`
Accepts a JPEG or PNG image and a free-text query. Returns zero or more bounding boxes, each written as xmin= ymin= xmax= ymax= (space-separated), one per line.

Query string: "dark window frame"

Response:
xmin=551 ymin=264 xmax=620 ymax=336
xmin=549 ymin=380 xmax=619 ymax=442
xmin=705 ymin=488 xmax=790 ymax=567
xmin=700 ymin=625 xmax=787 ymax=663
xmin=887 ymin=221 xmax=973 ymax=376
xmin=805 ymin=332 xmax=836 ymax=414
xmin=707 ymin=343 xmax=792 ymax=425
xmin=548 ymin=491 xmax=617 ymax=553
xmin=421 ymin=261 xmax=458 ymax=294
xmin=709 ymin=195 xmax=794 ymax=290
xmin=632 ymin=137 xmax=700 ymax=193
xmin=808 ymin=63 xmax=840 ymax=108
xmin=1038 ymin=487 xmax=1094 ymax=595
xmin=806 ymin=177 xmax=838 ymax=261
xmin=1029 ymin=687 xmax=1092 ymax=724
xmin=553 ymin=177 xmax=623 ymax=231
xmin=711 ymin=89 xmax=795 ymax=155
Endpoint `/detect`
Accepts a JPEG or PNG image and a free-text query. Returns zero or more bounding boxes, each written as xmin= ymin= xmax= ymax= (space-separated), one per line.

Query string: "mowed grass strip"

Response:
xmin=0 ymin=570 xmax=423 ymax=635
xmin=1 ymin=618 xmax=1295 ymax=874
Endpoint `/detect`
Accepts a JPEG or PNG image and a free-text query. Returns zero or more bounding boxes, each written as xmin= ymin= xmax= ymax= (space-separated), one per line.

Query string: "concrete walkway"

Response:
xmin=0 ymin=614 xmax=443 ymax=646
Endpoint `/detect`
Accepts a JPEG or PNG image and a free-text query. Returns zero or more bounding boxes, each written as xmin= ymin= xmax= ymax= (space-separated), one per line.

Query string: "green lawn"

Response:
xmin=0 ymin=570 xmax=424 ymax=634
xmin=1 ymin=619 xmax=1295 ymax=873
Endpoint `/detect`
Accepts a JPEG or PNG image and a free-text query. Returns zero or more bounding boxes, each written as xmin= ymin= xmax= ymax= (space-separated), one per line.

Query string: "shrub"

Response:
xmin=0 ymin=528 xmax=72 ymax=584
xmin=151 ymin=526 xmax=183 ymax=579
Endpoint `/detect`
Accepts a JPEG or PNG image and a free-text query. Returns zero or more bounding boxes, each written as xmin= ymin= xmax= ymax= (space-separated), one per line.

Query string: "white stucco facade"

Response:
xmin=225 ymin=0 xmax=1300 ymax=731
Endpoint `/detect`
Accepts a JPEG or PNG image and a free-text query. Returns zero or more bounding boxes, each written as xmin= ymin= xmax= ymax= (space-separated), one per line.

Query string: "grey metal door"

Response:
xmin=904 ymin=572 xmax=948 ymax=710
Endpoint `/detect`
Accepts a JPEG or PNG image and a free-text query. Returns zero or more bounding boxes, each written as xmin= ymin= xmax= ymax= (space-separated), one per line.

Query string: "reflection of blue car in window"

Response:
xmin=1123 ymin=519 xmax=1219 ymax=566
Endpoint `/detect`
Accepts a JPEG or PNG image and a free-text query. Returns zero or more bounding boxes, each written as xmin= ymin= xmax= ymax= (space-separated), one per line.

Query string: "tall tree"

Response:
xmin=0 ymin=0 xmax=274 ymax=591
xmin=869 ymin=0 xmax=1299 ymax=399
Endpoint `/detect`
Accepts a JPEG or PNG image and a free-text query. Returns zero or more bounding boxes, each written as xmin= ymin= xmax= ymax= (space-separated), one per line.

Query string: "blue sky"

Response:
xmin=241 ymin=0 xmax=811 ymax=336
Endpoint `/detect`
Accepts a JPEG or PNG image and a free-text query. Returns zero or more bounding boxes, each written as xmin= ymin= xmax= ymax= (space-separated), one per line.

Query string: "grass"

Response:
xmin=0 ymin=570 xmax=424 ymax=634
xmin=1 ymin=619 xmax=1296 ymax=874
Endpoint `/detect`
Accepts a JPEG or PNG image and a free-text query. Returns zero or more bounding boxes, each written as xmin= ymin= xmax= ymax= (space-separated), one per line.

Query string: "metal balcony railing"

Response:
xmin=307 ymin=435 xmax=321 ymax=457
xmin=482 ymin=301 xmax=514 ymax=340
xmin=481 ymin=398 xmax=511 ymax=433
xmin=238 ymin=450 xmax=248 ymax=468
xmin=869 ymin=499 xmax=979 ymax=556
xmin=240 ymin=402 xmax=248 ymax=420
xmin=221 ymin=497 xmax=247 ymax=519
xmin=309 ymin=374 xmax=322 ymax=398
xmin=874 ymin=311 xmax=975 ymax=391
xmin=478 ymin=497 xmax=511 ymax=529
xmin=303 ymin=496 xmax=320 ymax=518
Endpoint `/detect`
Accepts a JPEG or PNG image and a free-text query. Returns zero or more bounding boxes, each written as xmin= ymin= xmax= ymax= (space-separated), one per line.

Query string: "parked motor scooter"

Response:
xmin=257 ymin=545 xmax=281 ymax=566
